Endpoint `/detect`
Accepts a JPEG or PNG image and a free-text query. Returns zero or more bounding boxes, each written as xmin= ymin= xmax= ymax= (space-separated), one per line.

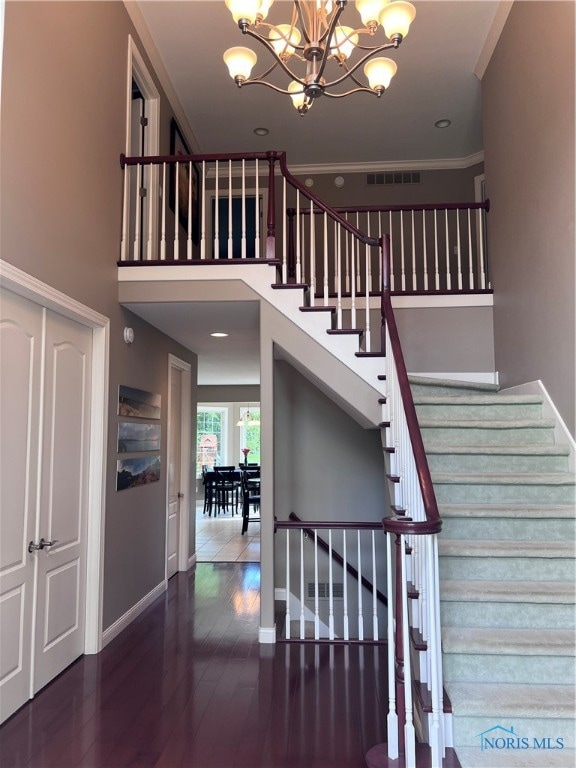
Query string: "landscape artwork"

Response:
xmin=117 ymin=422 xmax=161 ymax=453
xmin=118 ymin=385 xmax=161 ymax=419
xmin=116 ymin=456 xmax=161 ymax=491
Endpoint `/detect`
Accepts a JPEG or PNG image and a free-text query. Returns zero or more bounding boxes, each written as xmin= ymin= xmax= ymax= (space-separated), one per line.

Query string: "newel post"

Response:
xmin=266 ymin=152 xmax=277 ymax=259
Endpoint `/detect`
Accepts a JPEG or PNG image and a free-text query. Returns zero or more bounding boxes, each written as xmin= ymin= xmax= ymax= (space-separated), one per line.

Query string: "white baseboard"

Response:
xmin=410 ymin=371 xmax=499 ymax=385
xmin=275 ymin=587 xmax=287 ymax=602
xmin=500 ymin=380 xmax=576 ymax=471
xmin=187 ymin=553 xmax=197 ymax=570
xmin=101 ymin=580 xmax=166 ymax=648
xmin=259 ymin=626 xmax=277 ymax=644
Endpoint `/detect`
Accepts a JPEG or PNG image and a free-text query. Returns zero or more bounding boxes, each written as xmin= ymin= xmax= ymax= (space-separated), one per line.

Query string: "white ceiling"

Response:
xmin=127 ymin=1 xmax=503 ymax=384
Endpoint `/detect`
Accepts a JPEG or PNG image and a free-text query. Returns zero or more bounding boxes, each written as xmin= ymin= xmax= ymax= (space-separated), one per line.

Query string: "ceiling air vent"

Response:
xmin=367 ymin=171 xmax=421 ymax=185
xmin=308 ymin=582 xmax=344 ymax=599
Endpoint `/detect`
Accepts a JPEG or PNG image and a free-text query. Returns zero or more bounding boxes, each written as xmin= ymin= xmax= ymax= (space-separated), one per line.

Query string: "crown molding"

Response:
xmin=288 ymin=152 xmax=485 ymax=177
xmin=475 ymin=0 xmax=514 ymax=80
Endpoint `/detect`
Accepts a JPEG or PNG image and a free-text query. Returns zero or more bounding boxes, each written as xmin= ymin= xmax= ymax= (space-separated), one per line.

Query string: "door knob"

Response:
xmin=28 ymin=537 xmax=58 ymax=553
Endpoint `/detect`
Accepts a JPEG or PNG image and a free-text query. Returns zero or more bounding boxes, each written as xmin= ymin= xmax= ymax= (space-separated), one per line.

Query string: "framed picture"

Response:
xmin=117 ymin=422 xmax=161 ymax=453
xmin=118 ymin=385 xmax=161 ymax=419
xmin=116 ymin=456 xmax=161 ymax=491
xmin=169 ymin=118 xmax=199 ymax=244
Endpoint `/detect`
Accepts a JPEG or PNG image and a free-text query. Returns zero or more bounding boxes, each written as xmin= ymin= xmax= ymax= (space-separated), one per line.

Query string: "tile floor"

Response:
xmin=195 ymin=502 xmax=260 ymax=562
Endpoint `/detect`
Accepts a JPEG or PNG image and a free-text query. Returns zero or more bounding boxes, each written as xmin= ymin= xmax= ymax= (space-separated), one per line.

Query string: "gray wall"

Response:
xmin=198 ymin=385 xmax=260 ymax=402
xmin=483 ymin=1 xmax=575 ymax=435
xmin=1 ymin=1 xmax=198 ymax=630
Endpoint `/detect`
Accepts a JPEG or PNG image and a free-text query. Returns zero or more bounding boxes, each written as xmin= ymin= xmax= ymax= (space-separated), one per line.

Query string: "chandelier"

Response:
xmin=223 ymin=0 xmax=416 ymax=114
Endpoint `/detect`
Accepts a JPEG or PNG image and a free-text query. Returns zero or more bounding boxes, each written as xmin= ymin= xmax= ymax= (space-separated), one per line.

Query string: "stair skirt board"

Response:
xmin=408 ymin=374 xmax=576 ymax=757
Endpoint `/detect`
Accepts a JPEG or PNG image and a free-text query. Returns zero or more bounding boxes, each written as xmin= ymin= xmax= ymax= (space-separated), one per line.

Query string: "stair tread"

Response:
xmin=408 ymin=375 xmax=500 ymax=392
xmin=420 ymin=418 xmax=556 ymax=429
xmin=426 ymin=444 xmax=570 ymax=456
xmin=440 ymin=503 xmax=576 ymax=518
xmin=442 ymin=627 xmax=576 ymax=656
xmin=414 ymin=394 xmax=543 ymax=405
xmin=439 ymin=539 xmax=576 ymax=558
xmin=447 ymin=681 xmax=575 ymax=718
xmin=440 ymin=579 xmax=575 ymax=602
xmin=432 ymin=472 xmax=576 ymax=485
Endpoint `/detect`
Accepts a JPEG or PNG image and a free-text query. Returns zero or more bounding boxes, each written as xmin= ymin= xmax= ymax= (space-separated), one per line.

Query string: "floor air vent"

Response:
xmin=367 ymin=171 xmax=421 ymax=185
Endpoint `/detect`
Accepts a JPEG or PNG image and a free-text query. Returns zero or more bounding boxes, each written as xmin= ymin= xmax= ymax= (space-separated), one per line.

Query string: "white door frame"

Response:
xmin=0 ymin=260 xmax=109 ymax=654
xmin=166 ymin=354 xmax=192 ymax=575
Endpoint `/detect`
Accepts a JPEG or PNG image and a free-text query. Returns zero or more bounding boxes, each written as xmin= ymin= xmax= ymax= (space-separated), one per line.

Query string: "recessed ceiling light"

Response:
xmin=254 ymin=127 xmax=269 ymax=136
xmin=434 ymin=119 xmax=452 ymax=129
xmin=210 ymin=332 xmax=229 ymax=338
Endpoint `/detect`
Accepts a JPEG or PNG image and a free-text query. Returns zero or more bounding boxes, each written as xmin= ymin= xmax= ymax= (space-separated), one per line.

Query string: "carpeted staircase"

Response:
xmin=410 ymin=375 xmax=576 ymax=768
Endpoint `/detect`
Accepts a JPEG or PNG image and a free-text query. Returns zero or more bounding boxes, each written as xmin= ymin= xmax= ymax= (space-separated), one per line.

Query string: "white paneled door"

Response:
xmin=0 ymin=288 xmax=92 ymax=722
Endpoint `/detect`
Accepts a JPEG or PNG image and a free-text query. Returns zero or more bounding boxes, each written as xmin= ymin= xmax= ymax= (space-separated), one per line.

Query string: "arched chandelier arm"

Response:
xmin=242 ymin=26 xmax=308 ymax=85
xmin=323 ymin=84 xmax=379 ymax=98
xmin=320 ymin=40 xmax=397 ymax=89
xmin=315 ymin=0 xmax=347 ymax=84
xmin=235 ymin=78 xmax=303 ymax=97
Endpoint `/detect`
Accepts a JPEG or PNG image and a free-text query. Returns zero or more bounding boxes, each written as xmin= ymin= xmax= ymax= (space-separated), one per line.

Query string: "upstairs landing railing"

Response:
xmin=120 ymin=150 xmax=489 ymax=356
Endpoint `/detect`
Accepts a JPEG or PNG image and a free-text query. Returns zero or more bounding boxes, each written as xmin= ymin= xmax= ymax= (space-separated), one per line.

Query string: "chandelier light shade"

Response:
xmin=223 ymin=0 xmax=416 ymax=114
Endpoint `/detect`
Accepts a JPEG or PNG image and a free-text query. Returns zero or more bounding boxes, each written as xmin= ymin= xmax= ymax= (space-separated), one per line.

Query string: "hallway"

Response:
xmin=0 ymin=563 xmax=389 ymax=768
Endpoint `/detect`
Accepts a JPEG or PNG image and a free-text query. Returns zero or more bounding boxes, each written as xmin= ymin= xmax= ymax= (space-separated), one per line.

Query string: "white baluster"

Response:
xmin=228 ymin=160 xmax=233 ymax=259
xmin=255 ymin=159 xmax=260 ymax=257
xmin=241 ymin=159 xmax=246 ymax=259
xmin=336 ymin=226 xmax=342 ymax=329
xmin=355 ymin=213 xmax=361 ymax=294
xmin=214 ymin=160 xmax=219 ymax=259
xmin=314 ymin=530 xmax=320 ymax=640
xmin=342 ymin=531 xmax=349 ymax=641
xmin=285 ymin=530 xmax=291 ymax=639
xmin=174 ymin=163 xmax=179 ymax=259
xmin=296 ymin=191 xmax=301 ymax=283
xmin=479 ymin=208 xmax=487 ymax=289
xmin=323 ymin=213 xmax=329 ymax=304
xmin=357 ymin=531 xmax=364 ymax=641
xmin=365 ymin=240 xmax=371 ymax=352
xmin=300 ymin=529 xmax=305 ymax=639
xmin=282 ymin=177 xmax=287 ymax=283
xmin=120 ymin=163 xmax=130 ymax=261
xmin=401 ymin=534 xmax=416 ymax=767
xmin=467 ymin=208 xmax=474 ymax=289
xmin=159 ymin=164 xmax=167 ymax=261
xmin=456 ymin=208 xmax=463 ymax=290
xmin=350 ymin=234 xmax=356 ymax=330
xmin=372 ymin=531 xmax=378 ymax=641
xmin=345 ymin=218 xmax=350 ymax=294
xmin=433 ymin=209 xmax=439 ymax=290
xmin=187 ymin=161 xmax=193 ymax=260
xmin=133 ymin=163 xmax=142 ymax=261
xmin=399 ymin=210 xmax=406 ymax=291
xmin=389 ymin=211 xmax=395 ymax=291
xmin=328 ymin=529 xmax=335 ymax=640
xmin=386 ymin=532 xmax=399 ymax=760
xmin=411 ymin=211 xmax=416 ymax=290
xmin=445 ymin=209 xmax=451 ymax=290
xmin=309 ymin=198 xmax=316 ymax=306
xmin=200 ymin=160 xmax=206 ymax=259
xmin=422 ymin=210 xmax=428 ymax=291
xmin=146 ymin=164 xmax=154 ymax=261
xmin=428 ymin=534 xmax=445 ymax=766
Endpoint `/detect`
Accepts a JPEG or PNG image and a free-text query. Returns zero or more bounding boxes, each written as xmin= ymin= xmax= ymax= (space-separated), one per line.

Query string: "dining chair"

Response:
xmin=240 ymin=469 xmax=260 ymax=535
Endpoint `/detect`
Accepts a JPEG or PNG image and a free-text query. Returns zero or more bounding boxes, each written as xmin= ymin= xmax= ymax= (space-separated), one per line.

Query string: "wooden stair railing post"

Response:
xmin=286 ymin=207 xmax=297 ymax=283
xmin=266 ymin=152 xmax=277 ymax=260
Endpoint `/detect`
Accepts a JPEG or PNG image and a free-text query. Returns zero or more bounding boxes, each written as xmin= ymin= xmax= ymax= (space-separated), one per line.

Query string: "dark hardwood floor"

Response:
xmin=0 ymin=563 xmax=389 ymax=768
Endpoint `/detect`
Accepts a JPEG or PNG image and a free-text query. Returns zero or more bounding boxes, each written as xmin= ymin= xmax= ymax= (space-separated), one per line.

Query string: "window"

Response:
xmin=238 ymin=406 xmax=261 ymax=465
xmin=197 ymin=406 xmax=227 ymax=475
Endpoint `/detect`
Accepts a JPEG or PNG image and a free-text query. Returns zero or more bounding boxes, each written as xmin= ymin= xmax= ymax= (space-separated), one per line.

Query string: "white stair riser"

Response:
xmin=443 ymin=653 xmax=575 ymax=686
xmin=421 ymin=425 xmax=555 ymax=446
xmin=433 ymin=481 xmax=576 ymax=504
xmin=439 ymin=556 xmax=575 ymax=582
xmin=440 ymin=600 xmax=575 ymax=630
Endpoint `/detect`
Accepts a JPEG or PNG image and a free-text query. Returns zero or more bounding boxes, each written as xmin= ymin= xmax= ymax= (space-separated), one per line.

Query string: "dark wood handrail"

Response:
xmin=380 ymin=233 xmax=441 ymax=535
xmin=278 ymin=513 xmax=387 ymax=607
xmin=120 ymin=149 xmax=280 ymax=167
